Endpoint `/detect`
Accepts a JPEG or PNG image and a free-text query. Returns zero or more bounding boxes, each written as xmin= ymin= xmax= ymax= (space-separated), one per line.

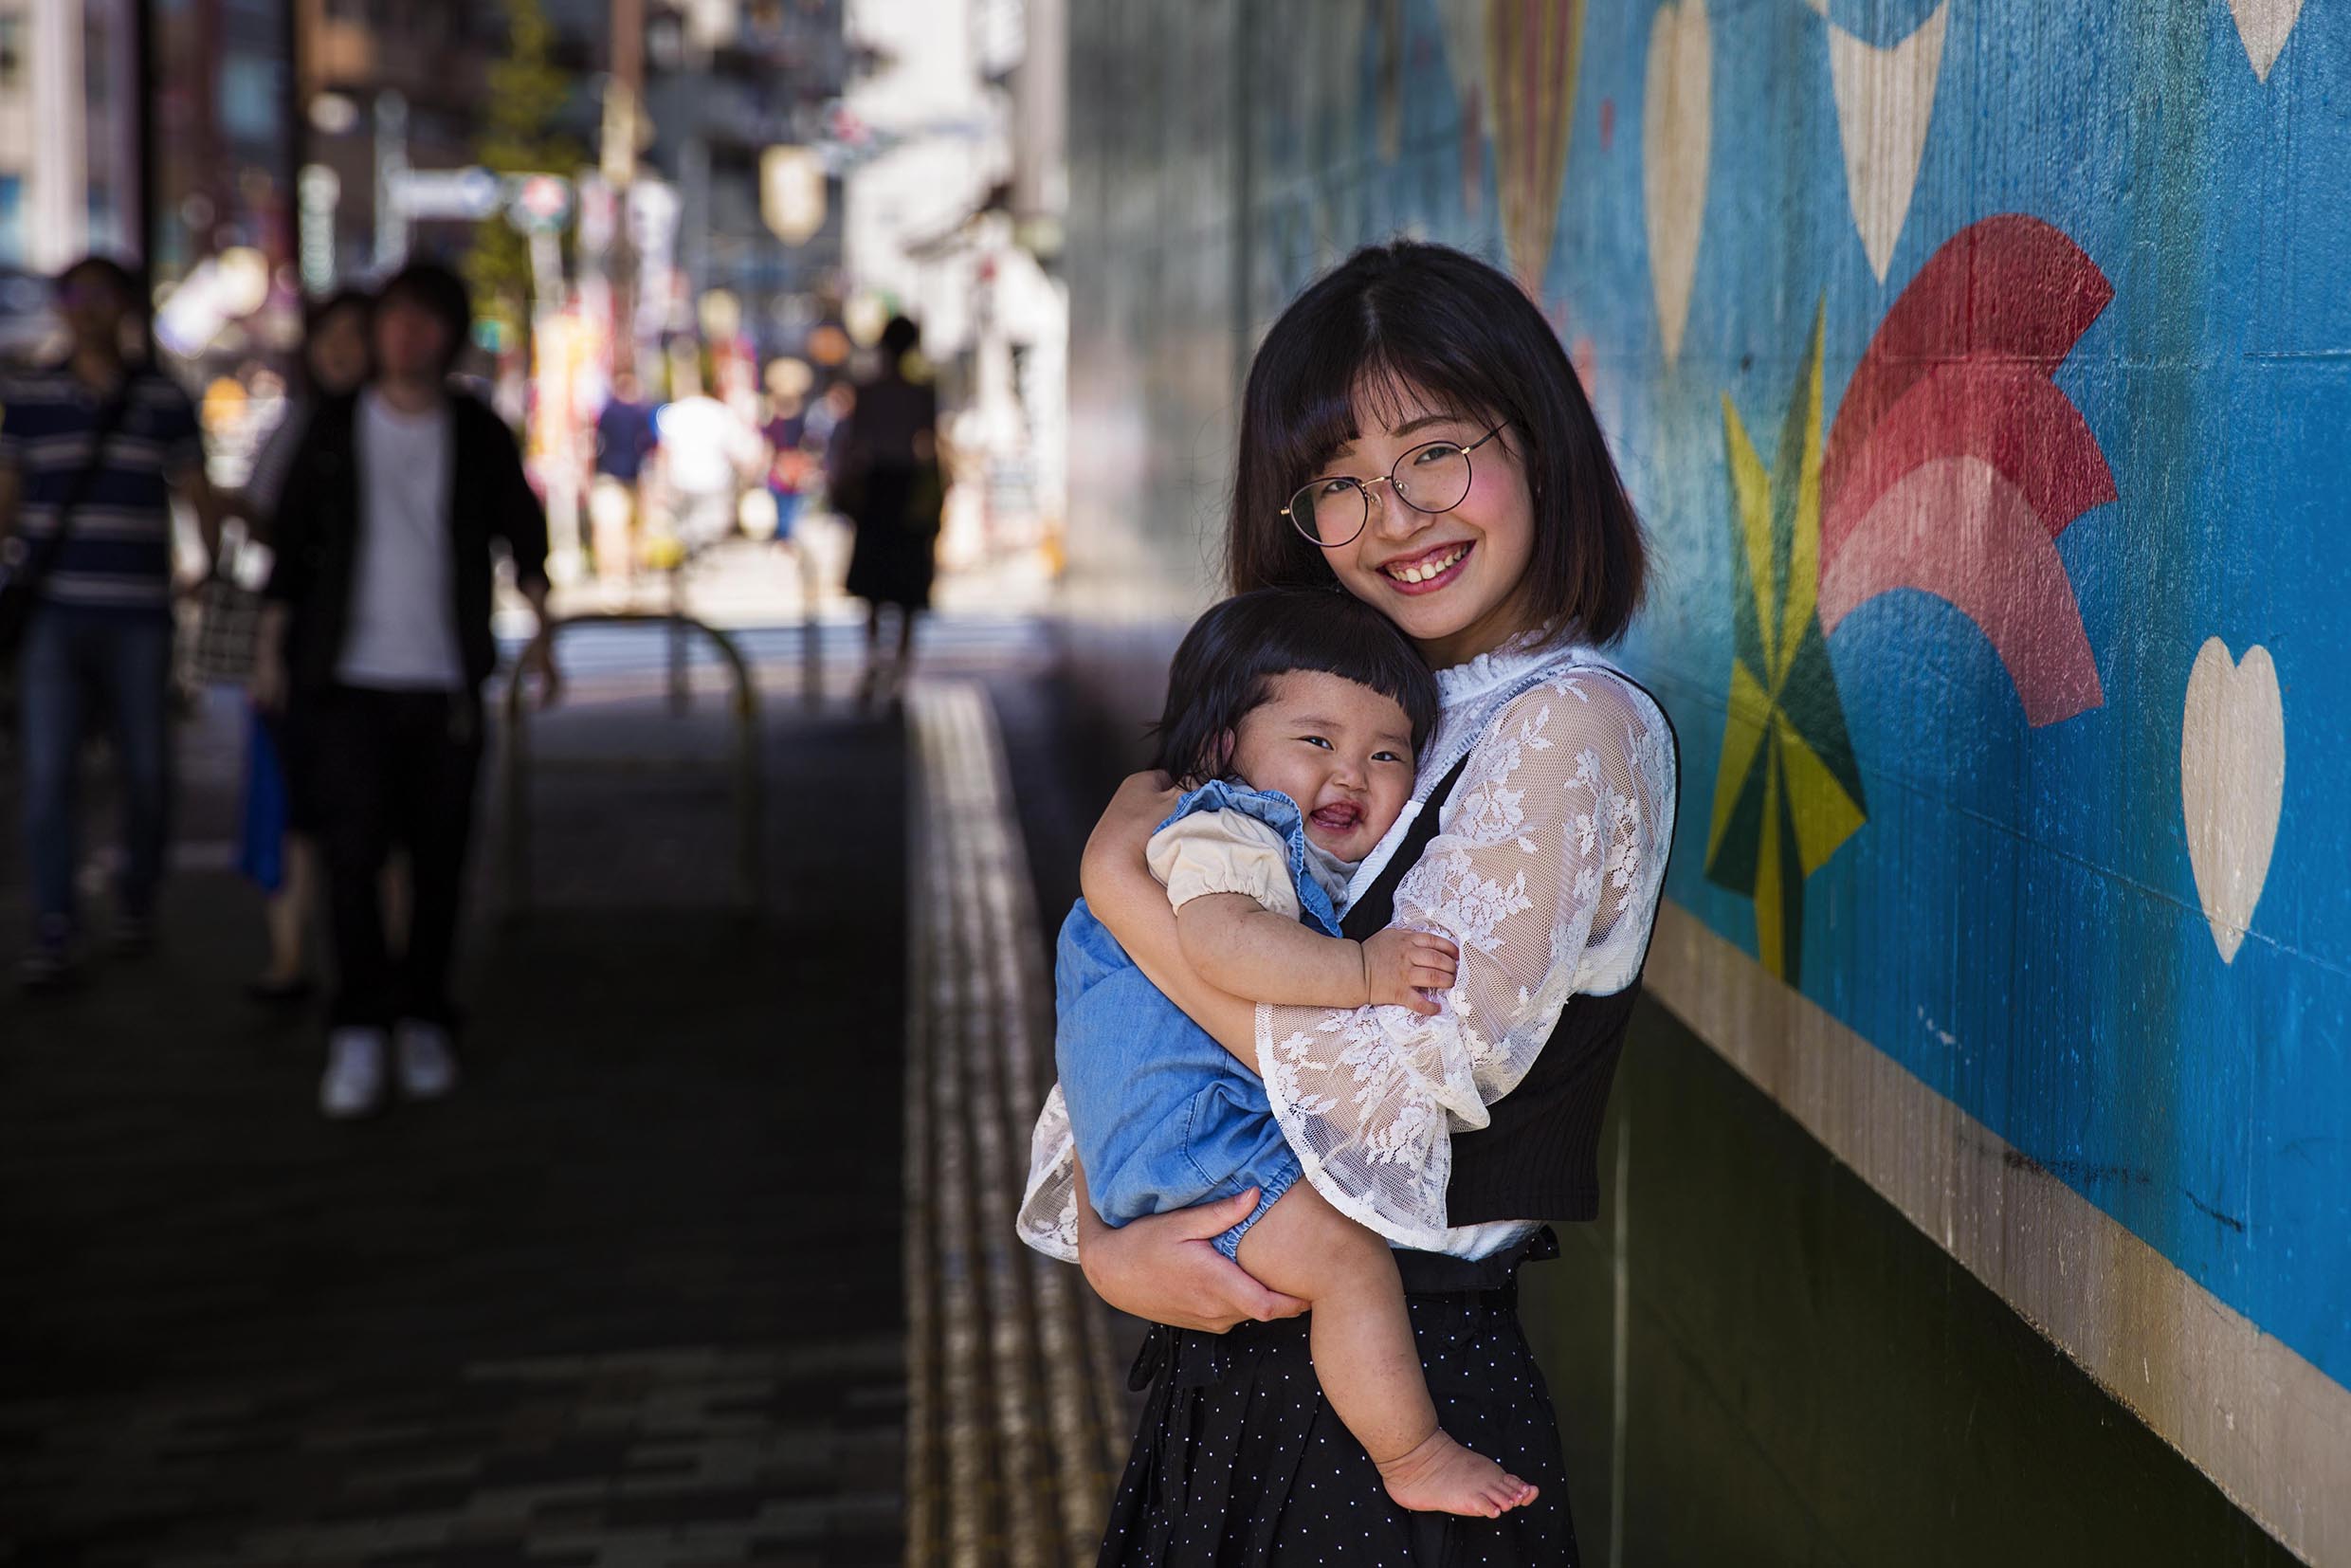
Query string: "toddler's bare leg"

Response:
xmin=1234 ymin=1182 xmax=1538 ymax=1517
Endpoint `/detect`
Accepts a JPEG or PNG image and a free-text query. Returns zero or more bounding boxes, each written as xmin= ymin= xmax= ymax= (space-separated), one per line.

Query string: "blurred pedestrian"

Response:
xmin=230 ymin=288 xmax=372 ymax=1002
xmin=253 ymin=261 xmax=559 ymax=1120
xmin=836 ymin=316 xmax=943 ymax=705
xmin=0 ymin=254 xmax=224 ymax=989
xmin=653 ymin=371 xmax=759 ymax=556
xmin=760 ymin=391 xmax=813 ymax=551
xmin=591 ymin=367 xmax=658 ymax=587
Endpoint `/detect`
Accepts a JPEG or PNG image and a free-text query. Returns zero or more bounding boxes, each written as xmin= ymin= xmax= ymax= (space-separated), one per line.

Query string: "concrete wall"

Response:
xmin=1060 ymin=2 xmax=2349 ymax=1560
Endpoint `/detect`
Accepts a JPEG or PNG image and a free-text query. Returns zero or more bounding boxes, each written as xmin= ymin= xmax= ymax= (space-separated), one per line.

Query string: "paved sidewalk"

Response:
xmin=0 ymin=627 xmax=1042 ymax=1565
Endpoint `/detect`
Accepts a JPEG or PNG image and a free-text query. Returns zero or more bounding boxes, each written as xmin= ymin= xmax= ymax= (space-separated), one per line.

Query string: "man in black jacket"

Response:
xmin=254 ymin=263 xmax=560 ymax=1120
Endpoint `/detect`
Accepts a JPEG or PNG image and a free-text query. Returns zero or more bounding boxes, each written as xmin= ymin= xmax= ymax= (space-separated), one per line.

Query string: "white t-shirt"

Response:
xmin=656 ymin=395 xmax=755 ymax=495
xmin=337 ymin=389 xmax=464 ymax=691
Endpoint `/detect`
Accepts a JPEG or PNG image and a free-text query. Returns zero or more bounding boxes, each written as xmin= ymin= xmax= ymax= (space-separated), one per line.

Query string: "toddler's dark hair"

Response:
xmin=1149 ymin=588 xmax=1440 ymax=787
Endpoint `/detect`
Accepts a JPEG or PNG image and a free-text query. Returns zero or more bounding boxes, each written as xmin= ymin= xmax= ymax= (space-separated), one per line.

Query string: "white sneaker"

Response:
xmin=320 ymin=1028 xmax=389 ymax=1120
xmin=394 ymin=1019 xmax=460 ymax=1101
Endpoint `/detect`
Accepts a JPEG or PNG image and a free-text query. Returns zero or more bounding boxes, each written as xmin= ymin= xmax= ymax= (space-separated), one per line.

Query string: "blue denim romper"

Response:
xmin=1055 ymin=781 xmax=1344 ymax=1260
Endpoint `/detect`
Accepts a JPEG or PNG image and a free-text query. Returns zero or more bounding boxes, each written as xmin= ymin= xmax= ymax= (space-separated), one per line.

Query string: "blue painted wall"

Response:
xmin=1062 ymin=0 xmax=2348 ymax=1538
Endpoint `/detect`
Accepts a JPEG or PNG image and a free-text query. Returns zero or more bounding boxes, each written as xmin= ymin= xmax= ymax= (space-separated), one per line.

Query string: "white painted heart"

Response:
xmin=2180 ymin=638 xmax=2286 ymax=964
xmin=1644 ymin=0 xmax=1711 ymax=364
xmin=1825 ymin=0 xmax=1948 ymax=283
xmin=2229 ymin=0 xmax=2305 ymax=82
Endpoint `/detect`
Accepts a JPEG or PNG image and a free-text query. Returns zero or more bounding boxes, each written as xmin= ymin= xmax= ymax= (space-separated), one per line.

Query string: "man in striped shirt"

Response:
xmin=0 ymin=254 xmax=223 ymax=988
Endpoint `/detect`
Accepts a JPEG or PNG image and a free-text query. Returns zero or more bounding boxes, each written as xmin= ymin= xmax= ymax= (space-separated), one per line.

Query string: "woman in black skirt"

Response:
xmin=1019 ymin=241 xmax=1679 ymax=1564
xmin=835 ymin=313 xmax=943 ymax=703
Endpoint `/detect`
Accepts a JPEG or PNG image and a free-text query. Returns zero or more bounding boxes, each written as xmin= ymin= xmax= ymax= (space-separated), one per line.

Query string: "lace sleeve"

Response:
xmin=1256 ymin=670 xmax=1675 ymax=1249
xmin=1016 ymin=1082 xmax=1081 ymax=1264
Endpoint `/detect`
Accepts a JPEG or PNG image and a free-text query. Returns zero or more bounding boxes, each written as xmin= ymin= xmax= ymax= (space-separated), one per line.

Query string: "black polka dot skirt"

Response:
xmin=1097 ymin=1230 xmax=1579 ymax=1566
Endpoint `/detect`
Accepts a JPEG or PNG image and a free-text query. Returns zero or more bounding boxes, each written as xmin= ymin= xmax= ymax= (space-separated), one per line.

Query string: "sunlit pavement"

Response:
xmin=0 ymin=594 xmax=1127 ymax=1566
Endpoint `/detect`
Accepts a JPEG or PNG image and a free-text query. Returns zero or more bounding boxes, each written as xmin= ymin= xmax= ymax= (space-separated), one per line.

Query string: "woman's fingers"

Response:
xmin=1176 ymin=1186 xmax=1267 ymax=1241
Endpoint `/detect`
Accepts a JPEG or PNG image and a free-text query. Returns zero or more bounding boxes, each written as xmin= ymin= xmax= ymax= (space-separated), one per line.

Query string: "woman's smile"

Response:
xmin=1376 ymin=539 xmax=1475 ymax=593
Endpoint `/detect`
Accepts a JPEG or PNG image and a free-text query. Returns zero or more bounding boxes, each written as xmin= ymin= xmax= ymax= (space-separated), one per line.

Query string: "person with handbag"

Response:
xmin=0 ymin=254 xmax=223 ymax=991
xmin=836 ymin=315 xmax=944 ymax=707
xmin=251 ymin=262 xmax=559 ymax=1121
xmin=225 ymin=287 xmax=373 ymax=1003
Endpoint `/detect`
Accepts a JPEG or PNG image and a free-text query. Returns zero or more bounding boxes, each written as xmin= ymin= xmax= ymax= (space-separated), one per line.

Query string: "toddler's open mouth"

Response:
xmin=1309 ymin=802 xmax=1365 ymax=836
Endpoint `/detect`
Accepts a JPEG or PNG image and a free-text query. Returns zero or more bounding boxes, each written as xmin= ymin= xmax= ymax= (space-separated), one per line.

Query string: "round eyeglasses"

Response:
xmin=1282 ymin=424 xmax=1508 ymax=548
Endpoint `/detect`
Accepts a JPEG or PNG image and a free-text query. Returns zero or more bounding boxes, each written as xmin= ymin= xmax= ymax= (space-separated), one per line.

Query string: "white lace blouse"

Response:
xmin=1016 ymin=634 xmax=1679 ymax=1262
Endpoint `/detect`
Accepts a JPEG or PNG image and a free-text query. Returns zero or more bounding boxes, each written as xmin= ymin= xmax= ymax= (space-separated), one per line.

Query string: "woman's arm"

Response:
xmin=1073 ymin=1160 xmax=1308 ymax=1332
xmin=1080 ymin=774 xmax=1260 ymax=1061
xmin=1252 ymin=674 xmax=1678 ymax=1249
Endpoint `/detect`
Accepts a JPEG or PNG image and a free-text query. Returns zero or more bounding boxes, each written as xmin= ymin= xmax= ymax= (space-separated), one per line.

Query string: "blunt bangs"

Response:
xmin=1148 ymin=588 xmax=1442 ymax=789
xmin=1228 ymin=240 xmax=1648 ymax=647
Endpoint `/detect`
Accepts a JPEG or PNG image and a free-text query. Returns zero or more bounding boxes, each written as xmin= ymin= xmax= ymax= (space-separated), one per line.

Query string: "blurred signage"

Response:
xmin=392 ymin=166 xmax=504 ymax=221
xmin=759 ymin=146 xmax=826 ymax=245
xmin=507 ymin=173 xmax=574 ymax=233
xmin=576 ymin=175 xmax=615 ymax=256
xmin=298 ymin=164 xmax=340 ymax=294
xmin=627 ymin=180 xmax=681 ymax=338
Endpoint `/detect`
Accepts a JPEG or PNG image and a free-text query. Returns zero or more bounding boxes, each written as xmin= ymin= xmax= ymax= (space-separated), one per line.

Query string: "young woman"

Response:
xmin=835 ymin=315 xmax=943 ymax=705
xmin=235 ymin=288 xmax=372 ymax=1001
xmin=1024 ymin=240 xmax=1679 ymax=1562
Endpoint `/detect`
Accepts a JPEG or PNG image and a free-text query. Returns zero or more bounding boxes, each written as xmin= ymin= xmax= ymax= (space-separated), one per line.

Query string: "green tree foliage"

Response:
xmin=463 ymin=0 xmax=582 ymax=357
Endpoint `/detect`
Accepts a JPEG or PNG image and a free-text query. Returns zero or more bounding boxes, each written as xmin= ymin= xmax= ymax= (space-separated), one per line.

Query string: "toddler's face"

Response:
xmin=1229 ymin=671 xmax=1416 ymax=862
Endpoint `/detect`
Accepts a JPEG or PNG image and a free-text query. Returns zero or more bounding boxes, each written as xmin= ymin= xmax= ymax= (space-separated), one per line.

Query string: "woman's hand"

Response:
xmin=1079 ymin=1188 xmax=1309 ymax=1333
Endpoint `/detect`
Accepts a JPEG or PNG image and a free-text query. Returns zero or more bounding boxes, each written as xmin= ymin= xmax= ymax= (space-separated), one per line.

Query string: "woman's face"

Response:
xmin=307 ymin=305 xmax=370 ymax=396
xmin=1313 ymin=379 xmax=1539 ymax=669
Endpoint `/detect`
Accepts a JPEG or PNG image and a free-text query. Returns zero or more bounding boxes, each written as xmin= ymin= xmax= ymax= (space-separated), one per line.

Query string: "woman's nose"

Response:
xmin=1363 ymin=476 xmax=1426 ymax=539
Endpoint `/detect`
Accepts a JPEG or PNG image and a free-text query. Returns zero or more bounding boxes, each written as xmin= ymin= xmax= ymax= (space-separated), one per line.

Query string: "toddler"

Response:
xmin=1053 ymin=588 xmax=1537 ymax=1518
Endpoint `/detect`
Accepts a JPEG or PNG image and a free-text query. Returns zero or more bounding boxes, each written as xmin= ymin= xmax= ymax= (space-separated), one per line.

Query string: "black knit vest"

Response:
xmin=1340 ymin=676 xmax=1678 ymax=1226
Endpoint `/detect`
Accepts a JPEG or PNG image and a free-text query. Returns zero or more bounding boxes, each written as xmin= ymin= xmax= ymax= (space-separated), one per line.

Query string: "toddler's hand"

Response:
xmin=1360 ymin=926 xmax=1459 ymax=1014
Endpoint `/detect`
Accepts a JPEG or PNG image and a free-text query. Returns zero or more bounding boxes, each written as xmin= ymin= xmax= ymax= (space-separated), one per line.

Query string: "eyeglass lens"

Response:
xmin=1289 ymin=442 xmax=1474 ymax=546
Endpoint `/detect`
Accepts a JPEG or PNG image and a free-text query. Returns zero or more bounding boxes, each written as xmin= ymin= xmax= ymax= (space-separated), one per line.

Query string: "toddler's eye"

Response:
xmin=1373 ymin=750 xmax=1409 ymax=764
xmin=1298 ymin=735 xmax=1334 ymax=750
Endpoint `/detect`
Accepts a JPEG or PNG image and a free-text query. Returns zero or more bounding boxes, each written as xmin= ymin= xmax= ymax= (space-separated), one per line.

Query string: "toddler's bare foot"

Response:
xmin=1374 ymin=1429 xmax=1539 ymax=1518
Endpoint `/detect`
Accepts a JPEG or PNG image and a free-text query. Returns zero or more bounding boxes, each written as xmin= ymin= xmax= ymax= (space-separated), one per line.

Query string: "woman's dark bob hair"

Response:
xmin=1150 ymin=587 xmax=1441 ymax=788
xmin=1228 ymin=240 xmax=1646 ymax=647
xmin=295 ymin=287 xmax=374 ymax=397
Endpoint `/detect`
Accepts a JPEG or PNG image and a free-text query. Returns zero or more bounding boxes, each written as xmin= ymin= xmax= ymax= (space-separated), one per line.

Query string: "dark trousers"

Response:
xmin=17 ymin=608 xmax=173 ymax=930
xmin=301 ymin=684 xmax=483 ymax=1030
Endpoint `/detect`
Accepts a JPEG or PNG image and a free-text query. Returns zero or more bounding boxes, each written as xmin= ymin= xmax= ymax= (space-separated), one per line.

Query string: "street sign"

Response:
xmin=507 ymin=173 xmax=574 ymax=232
xmin=392 ymin=166 xmax=503 ymax=221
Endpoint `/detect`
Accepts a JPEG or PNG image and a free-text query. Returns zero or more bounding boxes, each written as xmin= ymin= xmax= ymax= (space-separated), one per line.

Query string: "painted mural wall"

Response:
xmin=1062 ymin=2 xmax=2348 ymax=1556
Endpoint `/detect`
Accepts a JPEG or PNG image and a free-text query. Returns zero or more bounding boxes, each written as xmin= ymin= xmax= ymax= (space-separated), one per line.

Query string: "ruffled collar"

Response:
xmin=1432 ymin=628 xmax=1594 ymax=706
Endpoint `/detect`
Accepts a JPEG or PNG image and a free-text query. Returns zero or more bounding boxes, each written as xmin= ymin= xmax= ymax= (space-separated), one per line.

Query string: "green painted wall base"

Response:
xmin=1523 ymin=995 xmax=2299 ymax=1566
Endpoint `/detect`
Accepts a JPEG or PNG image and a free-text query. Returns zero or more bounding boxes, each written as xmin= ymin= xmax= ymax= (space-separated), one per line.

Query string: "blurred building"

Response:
xmin=638 ymin=0 xmax=848 ymax=365
xmin=0 ymin=0 xmax=141 ymax=277
xmin=292 ymin=0 xmax=603 ymax=283
xmin=840 ymin=0 xmax=1065 ymax=556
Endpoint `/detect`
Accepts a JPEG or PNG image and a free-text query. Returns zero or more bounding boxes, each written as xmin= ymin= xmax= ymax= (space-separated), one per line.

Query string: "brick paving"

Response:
xmin=0 ymin=626 xmax=973 ymax=1566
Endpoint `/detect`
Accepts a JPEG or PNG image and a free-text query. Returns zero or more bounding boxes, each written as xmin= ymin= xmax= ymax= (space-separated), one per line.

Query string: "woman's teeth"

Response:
xmin=1384 ymin=544 xmax=1467 ymax=584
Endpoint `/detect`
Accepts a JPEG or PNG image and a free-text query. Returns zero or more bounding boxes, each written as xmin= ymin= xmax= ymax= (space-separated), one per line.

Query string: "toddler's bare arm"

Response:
xmin=1176 ymin=895 xmax=1455 ymax=1016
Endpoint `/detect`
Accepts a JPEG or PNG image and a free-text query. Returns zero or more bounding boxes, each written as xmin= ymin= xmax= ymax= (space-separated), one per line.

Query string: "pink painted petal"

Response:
xmin=1824 ymin=215 xmax=2113 ymax=503
xmin=1822 ymin=361 xmax=2117 ymax=559
xmin=1817 ymin=456 xmax=2105 ymax=727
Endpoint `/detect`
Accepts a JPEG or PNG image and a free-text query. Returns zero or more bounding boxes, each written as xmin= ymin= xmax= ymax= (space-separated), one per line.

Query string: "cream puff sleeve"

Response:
xmin=1145 ymin=810 xmax=1303 ymax=920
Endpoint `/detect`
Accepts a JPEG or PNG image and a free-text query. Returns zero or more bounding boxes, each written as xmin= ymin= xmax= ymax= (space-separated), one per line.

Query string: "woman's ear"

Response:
xmin=1213 ymin=728 xmax=1237 ymax=777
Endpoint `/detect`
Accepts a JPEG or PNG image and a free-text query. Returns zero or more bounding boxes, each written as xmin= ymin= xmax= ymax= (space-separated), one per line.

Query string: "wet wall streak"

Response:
xmin=1065 ymin=0 xmax=2350 ymax=1448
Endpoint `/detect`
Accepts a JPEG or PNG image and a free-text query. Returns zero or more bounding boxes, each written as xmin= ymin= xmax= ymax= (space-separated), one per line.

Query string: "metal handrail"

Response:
xmin=501 ymin=611 xmax=763 ymax=919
